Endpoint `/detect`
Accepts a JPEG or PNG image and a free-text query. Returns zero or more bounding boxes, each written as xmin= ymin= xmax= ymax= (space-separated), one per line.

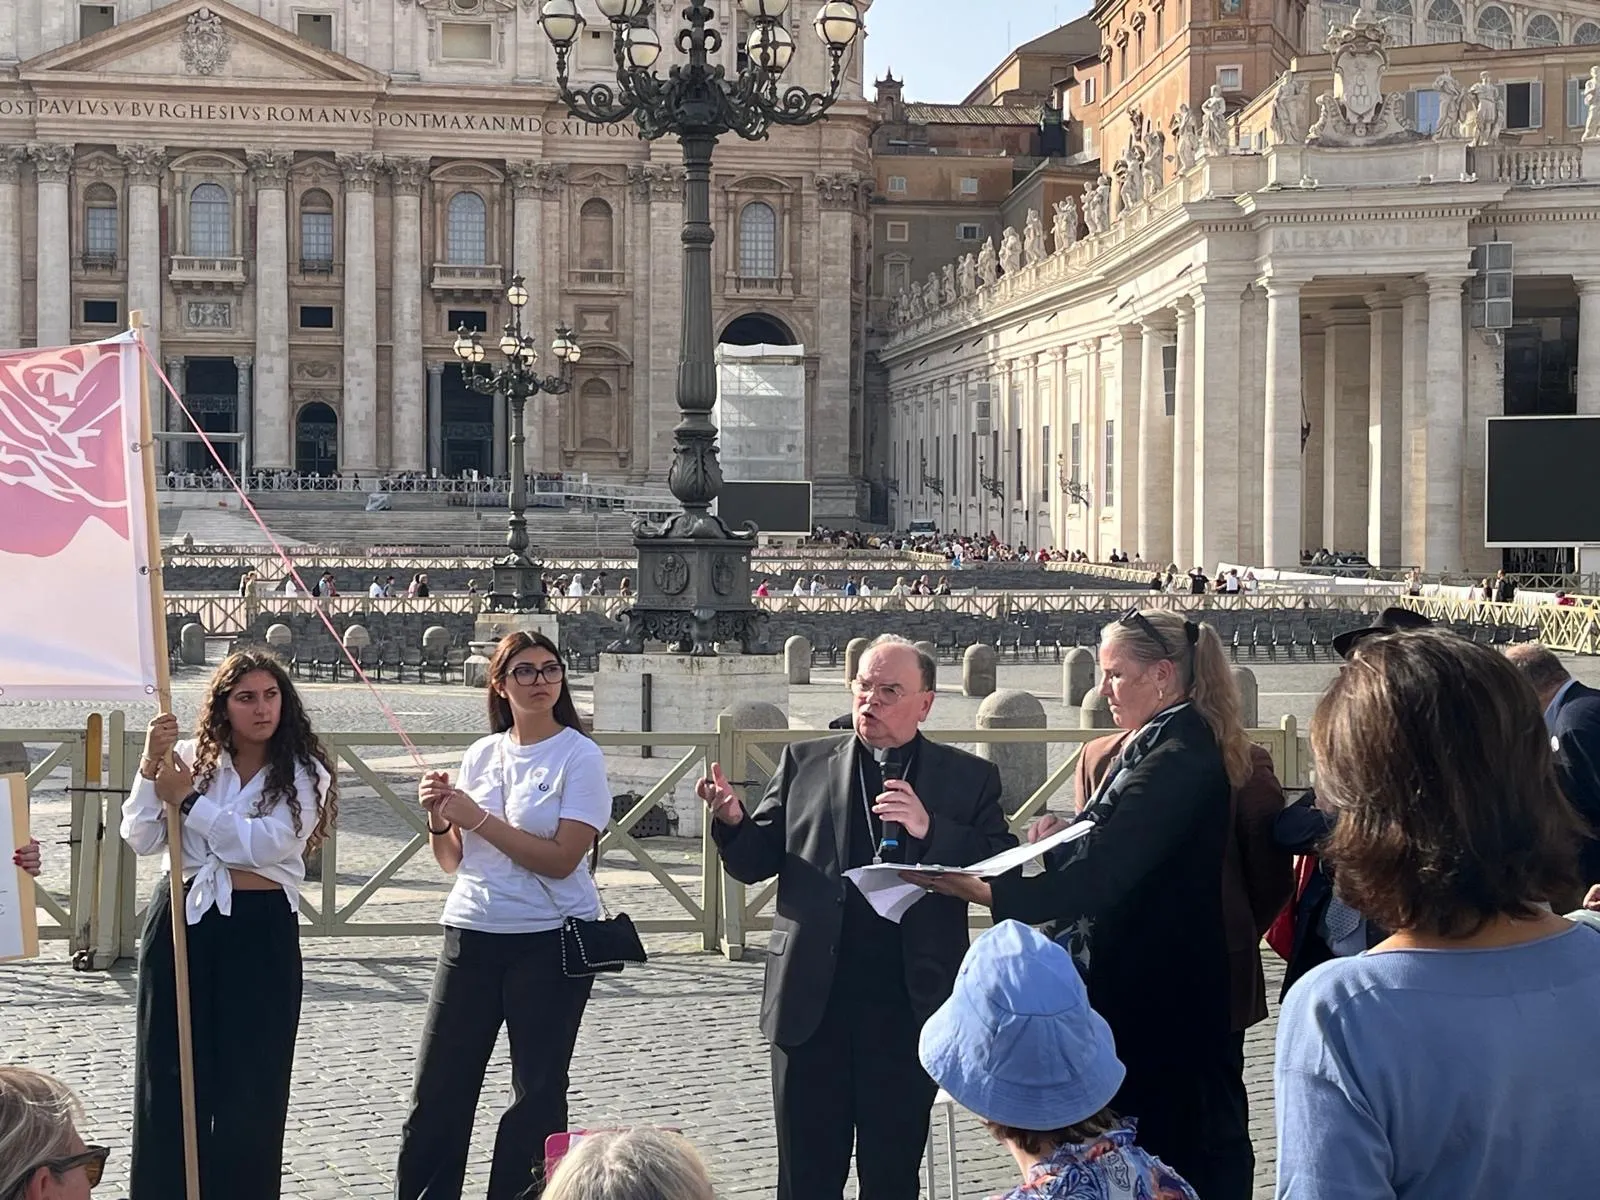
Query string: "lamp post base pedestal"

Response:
xmin=610 ymin=535 xmax=773 ymax=655
xmin=474 ymin=610 xmax=562 ymax=651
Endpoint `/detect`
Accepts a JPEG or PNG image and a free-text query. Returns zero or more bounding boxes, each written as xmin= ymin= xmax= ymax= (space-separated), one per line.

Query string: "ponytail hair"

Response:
xmin=1101 ymin=610 xmax=1254 ymax=787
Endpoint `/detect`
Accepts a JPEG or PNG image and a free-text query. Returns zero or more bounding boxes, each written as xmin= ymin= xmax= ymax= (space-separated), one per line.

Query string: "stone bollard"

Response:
xmin=784 ymin=636 xmax=812 ymax=685
xmin=179 ymin=622 xmax=206 ymax=666
xmin=1063 ymin=647 xmax=1096 ymax=707
xmin=0 ymin=742 xmax=27 ymax=776
xmin=1080 ymin=689 xmax=1118 ymax=730
xmin=423 ymin=625 xmax=451 ymax=651
xmin=1232 ymin=666 xmax=1259 ymax=728
xmin=265 ymin=623 xmax=293 ymax=650
xmin=463 ymin=652 xmax=492 ymax=688
xmin=342 ymin=624 xmax=371 ymax=651
xmin=913 ymin=641 xmax=939 ymax=690
xmin=962 ymin=643 xmax=997 ymax=698
xmin=711 ymin=701 xmax=790 ymax=841
xmin=844 ymin=637 xmax=871 ymax=685
xmin=975 ymin=689 xmax=1048 ymax=813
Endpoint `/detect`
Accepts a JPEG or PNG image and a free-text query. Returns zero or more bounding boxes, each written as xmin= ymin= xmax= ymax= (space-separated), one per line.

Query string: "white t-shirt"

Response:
xmin=440 ymin=727 xmax=612 ymax=934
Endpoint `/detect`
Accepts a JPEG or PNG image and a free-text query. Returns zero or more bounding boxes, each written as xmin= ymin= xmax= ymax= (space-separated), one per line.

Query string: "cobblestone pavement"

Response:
xmin=9 ymin=650 xmax=1596 ymax=1197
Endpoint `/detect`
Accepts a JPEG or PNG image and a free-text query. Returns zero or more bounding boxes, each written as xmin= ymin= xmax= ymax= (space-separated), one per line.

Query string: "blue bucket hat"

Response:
xmin=919 ymin=920 xmax=1125 ymax=1130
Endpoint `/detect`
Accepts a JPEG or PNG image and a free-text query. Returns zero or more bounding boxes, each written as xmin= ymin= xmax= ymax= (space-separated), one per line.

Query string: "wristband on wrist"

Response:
xmin=465 ymin=810 xmax=492 ymax=834
xmin=427 ymin=820 xmax=453 ymax=836
xmin=179 ymin=791 xmax=200 ymax=815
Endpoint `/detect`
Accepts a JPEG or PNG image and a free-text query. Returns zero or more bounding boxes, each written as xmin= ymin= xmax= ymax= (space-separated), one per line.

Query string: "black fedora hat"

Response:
xmin=1330 ymin=606 xmax=1434 ymax=659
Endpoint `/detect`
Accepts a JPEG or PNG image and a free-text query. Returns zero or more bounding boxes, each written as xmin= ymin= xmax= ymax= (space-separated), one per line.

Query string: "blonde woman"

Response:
xmin=0 ymin=1066 xmax=111 ymax=1198
xmin=913 ymin=608 xmax=1256 ymax=1200
xmin=544 ymin=1130 xmax=714 ymax=1200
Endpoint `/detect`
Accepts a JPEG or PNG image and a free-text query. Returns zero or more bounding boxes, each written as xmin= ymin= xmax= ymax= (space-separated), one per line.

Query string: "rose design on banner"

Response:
xmin=0 ymin=345 xmax=130 ymax=556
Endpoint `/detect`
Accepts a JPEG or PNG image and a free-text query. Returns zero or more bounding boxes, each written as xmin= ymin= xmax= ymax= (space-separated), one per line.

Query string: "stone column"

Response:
xmin=1461 ymin=324 xmax=1503 ymax=577
xmin=1366 ymin=290 xmax=1405 ymax=567
xmin=0 ymin=147 xmax=26 ymax=349
xmin=1082 ymin=339 xmax=1102 ymax=562
xmin=1322 ymin=310 xmax=1370 ymax=554
xmin=814 ymin=173 xmax=868 ymax=520
xmin=1047 ymin=349 xmax=1068 ymax=550
xmin=1301 ymin=326 xmax=1326 ymax=552
xmin=247 ymin=149 xmax=292 ymax=469
xmin=1237 ymin=286 xmax=1268 ymax=565
xmin=234 ymin=356 xmax=253 ymax=473
xmin=492 ymin=389 xmax=508 ymax=478
xmin=338 ymin=154 xmax=381 ymax=471
xmin=1172 ymin=298 xmax=1195 ymax=569
xmin=1578 ymin=279 xmax=1600 ymax=415
xmin=1192 ymin=282 xmax=1243 ymax=569
xmin=636 ymin=162 xmax=681 ymax=479
xmin=1113 ymin=325 xmax=1141 ymax=556
xmin=1423 ymin=275 xmax=1467 ymax=572
xmin=387 ymin=156 xmax=427 ymax=472
xmin=118 ymin=144 xmax=166 ymax=366
xmin=165 ymin=357 xmax=187 ymax=468
xmin=1399 ymin=286 xmax=1429 ymax=566
xmin=511 ymin=160 xmax=563 ymax=472
xmin=1137 ymin=317 xmax=1173 ymax=565
xmin=426 ymin=362 xmax=444 ymax=473
xmin=1262 ymin=278 xmax=1304 ymax=569
xmin=29 ymin=144 xmax=73 ymax=349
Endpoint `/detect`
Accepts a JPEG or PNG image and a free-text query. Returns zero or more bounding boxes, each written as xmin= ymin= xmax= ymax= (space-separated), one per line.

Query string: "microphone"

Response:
xmin=872 ymin=745 xmax=908 ymax=853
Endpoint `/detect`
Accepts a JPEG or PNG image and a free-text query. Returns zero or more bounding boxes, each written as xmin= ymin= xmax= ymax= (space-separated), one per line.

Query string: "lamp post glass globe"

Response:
xmin=623 ymin=25 xmax=662 ymax=70
xmin=814 ymin=0 xmax=863 ymax=50
xmin=596 ymin=0 xmax=646 ymax=21
xmin=452 ymin=329 xmax=473 ymax=360
xmin=519 ymin=339 xmax=539 ymax=362
xmin=506 ymin=278 xmax=529 ymax=307
xmin=749 ymin=22 xmax=795 ymax=73
xmin=740 ymin=0 xmax=793 ymax=19
xmin=538 ymin=0 xmax=583 ymax=47
xmin=469 ymin=339 xmax=485 ymax=364
xmin=499 ymin=327 xmax=520 ymax=358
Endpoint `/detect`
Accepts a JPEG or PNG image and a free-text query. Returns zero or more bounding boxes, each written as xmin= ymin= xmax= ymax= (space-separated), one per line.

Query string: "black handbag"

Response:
xmin=556 ymin=911 xmax=648 ymax=978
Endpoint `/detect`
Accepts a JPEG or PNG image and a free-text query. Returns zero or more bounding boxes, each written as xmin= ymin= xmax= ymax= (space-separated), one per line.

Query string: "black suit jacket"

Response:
xmin=712 ymin=733 xmax=1014 ymax=1047
xmin=989 ymin=705 xmax=1233 ymax=1061
xmin=1551 ymin=680 xmax=1600 ymax=887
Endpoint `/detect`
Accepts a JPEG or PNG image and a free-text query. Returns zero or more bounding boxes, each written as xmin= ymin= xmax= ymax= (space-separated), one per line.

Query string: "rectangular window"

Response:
xmin=957 ymin=222 xmax=983 ymax=241
xmin=79 ymin=4 xmax=115 ymax=37
xmin=1041 ymin=425 xmax=1051 ymax=501
xmin=969 ymin=431 xmax=977 ymax=496
xmin=1162 ymin=343 xmax=1177 ymax=416
xmin=960 ymin=177 xmax=980 ymax=195
xmin=1409 ymin=88 xmax=1442 ymax=134
xmin=1014 ymin=427 xmax=1023 ymax=499
xmin=950 ymin=433 xmax=958 ymax=495
xmin=932 ymin=435 xmax=939 ymax=478
xmin=1217 ymin=66 xmax=1242 ymax=92
xmin=1505 ymin=81 xmax=1542 ymax=130
xmin=1568 ymin=77 xmax=1591 ymax=128
xmin=577 ymin=28 xmax=611 ymax=70
xmin=1104 ymin=420 xmax=1116 ymax=507
xmin=440 ymin=21 xmax=493 ymax=61
xmin=1155 ymin=10 xmax=1163 ymax=42
xmin=1082 ymin=76 xmax=1096 ymax=104
xmin=85 ymin=205 xmax=117 ymax=259
xmin=82 ymin=299 xmax=118 ymax=324
xmin=300 ymin=210 xmax=334 ymax=268
xmin=448 ymin=308 xmax=488 ymax=332
xmin=886 ymin=220 xmax=909 ymax=243
xmin=299 ymin=304 xmax=335 ymax=329
xmin=918 ymin=438 xmax=925 ymax=485
xmin=884 ymin=260 xmax=910 ymax=296
xmin=296 ymin=12 xmax=333 ymax=50
xmin=887 ymin=175 xmax=907 ymax=193
xmin=1069 ymin=422 xmax=1081 ymax=486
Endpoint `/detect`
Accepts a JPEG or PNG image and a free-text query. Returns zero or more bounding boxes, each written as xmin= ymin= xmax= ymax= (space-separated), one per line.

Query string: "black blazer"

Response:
xmin=713 ymin=733 xmax=1014 ymax=1047
xmin=989 ymin=704 xmax=1233 ymax=1062
xmin=1551 ymin=681 xmax=1600 ymax=888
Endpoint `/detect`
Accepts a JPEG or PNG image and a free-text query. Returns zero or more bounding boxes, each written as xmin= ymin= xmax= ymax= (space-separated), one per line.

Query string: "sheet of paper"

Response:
xmin=844 ymin=818 xmax=1097 ymax=923
xmin=1 ymin=773 xmax=39 ymax=962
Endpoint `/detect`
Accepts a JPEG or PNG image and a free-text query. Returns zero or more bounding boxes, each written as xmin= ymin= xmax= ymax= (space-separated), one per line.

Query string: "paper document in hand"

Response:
xmin=844 ymin=818 xmax=1096 ymax=923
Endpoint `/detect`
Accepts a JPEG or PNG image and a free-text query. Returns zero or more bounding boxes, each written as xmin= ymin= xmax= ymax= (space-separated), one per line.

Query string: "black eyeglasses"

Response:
xmin=508 ymin=662 xmax=566 ymax=686
xmin=10 ymin=1146 xmax=111 ymax=1195
xmin=1118 ymin=607 xmax=1172 ymax=656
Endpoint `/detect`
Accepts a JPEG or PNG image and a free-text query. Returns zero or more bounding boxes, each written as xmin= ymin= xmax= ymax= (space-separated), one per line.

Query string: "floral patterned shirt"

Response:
xmin=1000 ymin=1121 xmax=1199 ymax=1200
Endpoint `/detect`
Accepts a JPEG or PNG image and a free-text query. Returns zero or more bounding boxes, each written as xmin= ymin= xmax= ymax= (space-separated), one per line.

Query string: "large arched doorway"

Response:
xmin=294 ymin=402 xmax=339 ymax=476
xmin=441 ymin=364 xmax=494 ymax=478
xmin=719 ymin=312 xmax=797 ymax=347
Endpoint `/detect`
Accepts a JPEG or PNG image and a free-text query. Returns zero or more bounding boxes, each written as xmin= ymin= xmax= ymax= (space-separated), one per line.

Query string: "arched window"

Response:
xmin=188 ymin=182 xmax=231 ymax=258
xmin=578 ymin=198 xmax=614 ymax=271
xmin=1577 ymin=21 xmax=1600 ymax=44
xmin=738 ymin=201 xmax=778 ymax=279
xmin=446 ymin=191 xmax=487 ymax=265
xmin=1424 ymin=0 xmax=1463 ymax=42
xmin=83 ymin=183 xmax=118 ymax=264
xmin=1475 ymin=4 xmax=1512 ymax=49
xmin=578 ymin=377 xmax=615 ymax=449
xmin=1375 ymin=0 xmax=1413 ymax=44
xmin=299 ymin=188 xmax=334 ymax=271
xmin=1525 ymin=13 xmax=1560 ymax=46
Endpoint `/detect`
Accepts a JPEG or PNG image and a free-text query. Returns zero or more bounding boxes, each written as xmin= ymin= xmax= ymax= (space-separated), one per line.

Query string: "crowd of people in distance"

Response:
xmin=808 ymin=525 xmax=1144 ymax=568
xmin=6 ymin=604 xmax=1600 ymax=1199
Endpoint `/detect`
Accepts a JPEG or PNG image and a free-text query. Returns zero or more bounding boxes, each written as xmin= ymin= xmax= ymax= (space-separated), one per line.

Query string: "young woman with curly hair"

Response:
xmin=120 ymin=649 xmax=336 ymax=1200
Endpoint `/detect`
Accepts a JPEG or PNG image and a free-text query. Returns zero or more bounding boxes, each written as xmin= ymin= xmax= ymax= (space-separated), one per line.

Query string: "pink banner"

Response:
xmin=0 ymin=334 xmax=159 ymax=700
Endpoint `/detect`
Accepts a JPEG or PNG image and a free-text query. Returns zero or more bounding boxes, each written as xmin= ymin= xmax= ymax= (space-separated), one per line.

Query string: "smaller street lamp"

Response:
xmin=920 ymin=454 xmax=943 ymax=497
xmin=1056 ymin=454 xmax=1092 ymax=507
xmin=979 ymin=455 xmax=1005 ymax=500
xmin=454 ymin=272 xmax=581 ymax=611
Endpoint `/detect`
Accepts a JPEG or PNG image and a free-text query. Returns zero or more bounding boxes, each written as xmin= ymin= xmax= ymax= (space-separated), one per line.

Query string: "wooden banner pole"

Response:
xmin=129 ymin=310 xmax=203 ymax=1200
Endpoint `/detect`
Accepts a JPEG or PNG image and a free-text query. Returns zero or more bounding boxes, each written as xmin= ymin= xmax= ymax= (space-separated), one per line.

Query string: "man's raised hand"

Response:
xmin=696 ymin=762 xmax=745 ymax=826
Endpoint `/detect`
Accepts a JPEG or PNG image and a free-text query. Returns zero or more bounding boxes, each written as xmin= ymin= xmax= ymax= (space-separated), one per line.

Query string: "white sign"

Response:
xmin=1 ymin=774 xmax=39 ymax=962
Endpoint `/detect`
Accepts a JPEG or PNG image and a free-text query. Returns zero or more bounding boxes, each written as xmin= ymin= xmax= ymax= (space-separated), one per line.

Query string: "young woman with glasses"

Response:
xmin=396 ymin=631 xmax=614 ymax=1200
xmin=0 ymin=1067 xmax=110 ymax=1200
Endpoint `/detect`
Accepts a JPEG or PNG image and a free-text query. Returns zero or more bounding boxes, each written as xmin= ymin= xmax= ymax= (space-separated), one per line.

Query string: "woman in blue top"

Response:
xmin=1276 ymin=629 xmax=1600 ymax=1199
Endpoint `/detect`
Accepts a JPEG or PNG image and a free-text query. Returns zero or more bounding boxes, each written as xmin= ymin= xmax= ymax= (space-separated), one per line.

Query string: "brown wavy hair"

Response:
xmin=1313 ymin=630 xmax=1586 ymax=936
xmin=487 ymin=632 xmax=585 ymax=736
xmin=190 ymin=650 xmax=338 ymax=848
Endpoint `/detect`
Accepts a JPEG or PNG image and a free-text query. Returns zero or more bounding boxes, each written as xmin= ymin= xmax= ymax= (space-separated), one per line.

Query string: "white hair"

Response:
xmin=543 ymin=1129 xmax=716 ymax=1200
xmin=0 ymin=1068 xmax=81 ymax=1198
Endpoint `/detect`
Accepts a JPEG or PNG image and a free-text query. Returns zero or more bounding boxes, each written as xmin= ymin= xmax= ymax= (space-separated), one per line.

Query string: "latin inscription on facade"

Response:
xmin=1273 ymin=224 xmax=1452 ymax=253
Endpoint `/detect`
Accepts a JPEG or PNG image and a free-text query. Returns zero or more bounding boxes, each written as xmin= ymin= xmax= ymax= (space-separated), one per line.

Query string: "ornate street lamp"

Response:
xmin=1056 ymin=454 xmax=1092 ymax=507
xmin=919 ymin=454 xmax=943 ymax=497
xmin=454 ymin=272 xmax=581 ymax=612
xmin=540 ymin=0 xmax=865 ymax=655
xmin=979 ymin=455 xmax=1005 ymax=500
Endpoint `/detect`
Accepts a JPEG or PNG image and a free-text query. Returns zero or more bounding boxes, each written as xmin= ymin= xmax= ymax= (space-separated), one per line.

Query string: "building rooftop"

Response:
xmin=901 ymin=103 xmax=1047 ymax=126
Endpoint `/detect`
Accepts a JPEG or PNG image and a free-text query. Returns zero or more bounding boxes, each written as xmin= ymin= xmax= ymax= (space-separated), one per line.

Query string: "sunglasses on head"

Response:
xmin=1118 ymin=607 xmax=1173 ymax=656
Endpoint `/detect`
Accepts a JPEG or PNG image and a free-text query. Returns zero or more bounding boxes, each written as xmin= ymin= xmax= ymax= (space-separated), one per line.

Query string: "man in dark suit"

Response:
xmin=698 ymin=635 xmax=1014 ymax=1200
xmin=1505 ymin=643 xmax=1600 ymax=892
